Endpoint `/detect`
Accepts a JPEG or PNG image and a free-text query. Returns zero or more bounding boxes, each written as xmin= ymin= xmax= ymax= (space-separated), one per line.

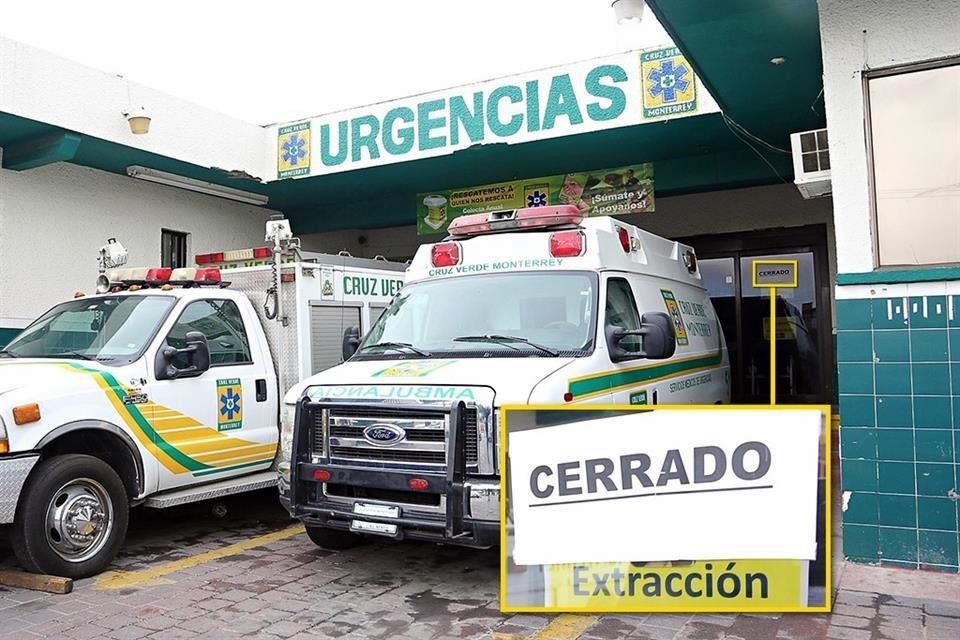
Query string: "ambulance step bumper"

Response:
xmin=144 ymin=471 xmax=277 ymax=508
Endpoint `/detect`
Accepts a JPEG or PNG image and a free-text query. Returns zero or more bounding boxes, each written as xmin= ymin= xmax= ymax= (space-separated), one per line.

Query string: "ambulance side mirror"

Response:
xmin=605 ymin=312 xmax=677 ymax=362
xmin=342 ymin=326 xmax=361 ymax=361
xmin=155 ymin=331 xmax=211 ymax=380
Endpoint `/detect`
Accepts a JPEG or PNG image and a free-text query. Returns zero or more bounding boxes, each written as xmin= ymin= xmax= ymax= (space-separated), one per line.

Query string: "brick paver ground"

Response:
xmin=0 ymin=490 xmax=956 ymax=639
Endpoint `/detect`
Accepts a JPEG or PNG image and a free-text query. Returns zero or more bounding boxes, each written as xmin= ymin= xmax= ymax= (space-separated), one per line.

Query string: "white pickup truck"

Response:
xmin=0 ymin=217 xmax=405 ymax=578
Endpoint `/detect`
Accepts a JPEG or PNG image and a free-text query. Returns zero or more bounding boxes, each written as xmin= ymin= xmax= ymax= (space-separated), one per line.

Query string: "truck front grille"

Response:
xmin=312 ymin=406 xmax=479 ymax=472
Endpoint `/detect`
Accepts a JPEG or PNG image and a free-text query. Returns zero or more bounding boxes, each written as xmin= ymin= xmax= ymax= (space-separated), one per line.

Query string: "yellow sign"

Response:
xmin=278 ymin=122 xmax=311 ymax=179
xmin=640 ymin=47 xmax=698 ymax=119
xmin=217 ymin=378 xmax=243 ymax=431
xmin=545 ymin=560 xmax=807 ymax=611
xmin=763 ymin=316 xmax=797 ymax=340
xmin=752 ymin=260 xmax=799 ymax=289
xmin=499 ymin=404 xmax=833 ymax=614
xmin=660 ymin=289 xmax=689 ymax=346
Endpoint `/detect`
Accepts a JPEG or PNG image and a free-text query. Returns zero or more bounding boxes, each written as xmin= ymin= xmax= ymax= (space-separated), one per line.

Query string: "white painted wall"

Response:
xmin=817 ymin=0 xmax=960 ymax=274
xmin=0 ymin=36 xmax=270 ymax=181
xmin=299 ymin=183 xmax=837 ymax=287
xmin=0 ymin=160 xmax=273 ymax=327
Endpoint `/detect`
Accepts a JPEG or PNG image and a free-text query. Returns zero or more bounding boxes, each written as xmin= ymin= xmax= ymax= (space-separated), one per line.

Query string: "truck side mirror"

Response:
xmin=342 ymin=326 xmax=360 ymax=361
xmin=155 ymin=331 xmax=211 ymax=380
xmin=605 ymin=312 xmax=677 ymax=362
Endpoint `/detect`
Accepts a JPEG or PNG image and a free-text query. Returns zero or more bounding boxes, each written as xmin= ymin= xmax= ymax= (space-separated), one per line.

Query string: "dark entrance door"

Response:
xmin=682 ymin=226 xmax=833 ymax=405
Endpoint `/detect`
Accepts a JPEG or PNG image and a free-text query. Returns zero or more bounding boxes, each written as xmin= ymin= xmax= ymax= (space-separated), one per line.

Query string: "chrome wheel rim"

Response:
xmin=44 ymin=477 xmax=113 ymax=563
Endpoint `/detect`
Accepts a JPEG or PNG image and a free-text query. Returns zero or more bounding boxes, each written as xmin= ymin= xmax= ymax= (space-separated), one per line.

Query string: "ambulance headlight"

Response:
xmin=0 ymin=415 xmax=8 ymax=454
xmin=494 ymin=409 xmax=501 ymax=474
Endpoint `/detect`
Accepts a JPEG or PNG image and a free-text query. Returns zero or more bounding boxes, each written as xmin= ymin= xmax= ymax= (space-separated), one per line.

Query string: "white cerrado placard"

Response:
xmin=508 ymin=409 xmax=822 ymax=566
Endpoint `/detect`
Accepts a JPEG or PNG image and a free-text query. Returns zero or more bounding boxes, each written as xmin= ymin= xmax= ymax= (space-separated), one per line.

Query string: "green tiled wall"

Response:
xmin=837 ymin=291 xmax=960 ymax=572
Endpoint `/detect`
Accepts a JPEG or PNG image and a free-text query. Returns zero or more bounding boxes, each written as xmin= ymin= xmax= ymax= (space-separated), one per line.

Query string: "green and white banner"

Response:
xmin=416 ymin=163 xmax=654 ymax=235
xmin=272 ymin=47 xmax=716 ymax=181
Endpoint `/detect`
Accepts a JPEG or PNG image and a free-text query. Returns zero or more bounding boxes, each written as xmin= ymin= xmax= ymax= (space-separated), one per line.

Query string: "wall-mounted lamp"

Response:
xmin=611 ymin=0 xmax=645 ymax=24
xmin=123 ymin=108 xmax=151 ymax=135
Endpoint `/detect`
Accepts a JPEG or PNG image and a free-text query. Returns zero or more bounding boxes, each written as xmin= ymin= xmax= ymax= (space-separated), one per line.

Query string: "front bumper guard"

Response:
xmin=289 ymin=398 xmax=498 ymax=547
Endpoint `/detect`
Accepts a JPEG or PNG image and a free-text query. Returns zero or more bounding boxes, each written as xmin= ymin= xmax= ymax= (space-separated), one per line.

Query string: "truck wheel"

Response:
xmin=11 ymin=455 xmax=129 ymax=579
xmin=305 ymin=525 xmax=363 ymax=550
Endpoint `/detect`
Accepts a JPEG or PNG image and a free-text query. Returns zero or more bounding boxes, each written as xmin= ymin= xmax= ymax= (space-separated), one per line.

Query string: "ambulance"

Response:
xmin=0 ymin=216 xmax=405 ymax=578
xmin=281 ymin=205 xmax=730 ymax=551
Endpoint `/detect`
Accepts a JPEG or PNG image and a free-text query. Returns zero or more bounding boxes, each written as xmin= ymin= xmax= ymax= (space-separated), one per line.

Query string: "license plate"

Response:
xmin=350 ymin=519 xmax=399 ymax=536
xmin=353 ymin=502 xmax=399 ymax=519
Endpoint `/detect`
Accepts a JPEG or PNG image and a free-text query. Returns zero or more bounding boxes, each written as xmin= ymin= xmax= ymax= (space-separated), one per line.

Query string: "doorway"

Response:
xmin=681 ymin=226 xmax=833 ymax=405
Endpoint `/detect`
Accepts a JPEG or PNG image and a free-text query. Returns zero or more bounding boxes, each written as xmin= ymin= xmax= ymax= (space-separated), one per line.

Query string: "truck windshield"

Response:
xmin=358 ymin=272 xmax=597 ymax=358
xmin=2 ymin=295 xmax=175 ymax=364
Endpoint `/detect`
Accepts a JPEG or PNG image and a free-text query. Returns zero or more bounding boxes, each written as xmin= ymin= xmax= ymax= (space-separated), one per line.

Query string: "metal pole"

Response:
xmin=770 ymin=286 xmax=777 ymax=405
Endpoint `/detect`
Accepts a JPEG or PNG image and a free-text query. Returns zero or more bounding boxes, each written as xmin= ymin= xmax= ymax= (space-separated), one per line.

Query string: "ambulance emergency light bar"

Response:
xmin=433 ymin=206 xmax=588 ymax=268
xmin=96 ymin=266 xmax=226 ymax=293
xmin=446 ymin=205 xmax=584 ymax=237
xmin=195 ymin=247 xmax=273 ymax=265
xmin=126 ymin=166 xmax=270 ymax=207
xmin=434 ymin=205 xmax=656 ymax=268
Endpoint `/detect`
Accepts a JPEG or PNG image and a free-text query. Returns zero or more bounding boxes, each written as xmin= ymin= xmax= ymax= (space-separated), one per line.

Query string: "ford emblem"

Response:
xmin=362 ymin=423 xmax=406 ymax=447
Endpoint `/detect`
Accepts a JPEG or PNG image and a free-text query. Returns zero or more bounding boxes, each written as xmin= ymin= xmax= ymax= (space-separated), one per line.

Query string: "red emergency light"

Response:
xmin=145 ymin=268 xmax=173 ymax=285
xmin=549 ymin=230 xmax=585 ymax=257
xmin=197 ymin=247 xmax=274 ymax=265
xmin=169 ymin=266 xmax=223 ymax=287
xmin=408 ymin=478 xmax=429 ymax=491
xmin=431 ymin=242 xmax=461 ymax=267
xmin=195 ymin=252 xmax=224 ymax=265
xmin=447 ymin=205 xmax=583 ymax=238
xmin=617 ymin=226 xmax=631 ymax=253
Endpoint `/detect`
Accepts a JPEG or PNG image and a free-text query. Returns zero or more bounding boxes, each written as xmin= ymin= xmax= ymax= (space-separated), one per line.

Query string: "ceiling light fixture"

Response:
xmin=611 ymin=0 xmax=646 ymax=24
xmin=125 ymin=166 xmax=269 ymax=206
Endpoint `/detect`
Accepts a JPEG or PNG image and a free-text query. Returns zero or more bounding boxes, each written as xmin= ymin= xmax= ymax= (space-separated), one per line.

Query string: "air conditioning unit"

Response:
xmin=790 ymin=129 xmax=832 ymax=199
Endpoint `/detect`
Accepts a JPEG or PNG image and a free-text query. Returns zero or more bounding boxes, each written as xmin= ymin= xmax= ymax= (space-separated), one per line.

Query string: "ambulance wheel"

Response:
xmin=11 ymin=455 xmax=129 ymax=579
xmin=305 ymin=525 xmax=363 ymax=550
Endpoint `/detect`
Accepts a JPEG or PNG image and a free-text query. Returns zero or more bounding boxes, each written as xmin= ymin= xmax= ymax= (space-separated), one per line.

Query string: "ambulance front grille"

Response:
xmin=314 ymin=407 xmax=479 ymax=471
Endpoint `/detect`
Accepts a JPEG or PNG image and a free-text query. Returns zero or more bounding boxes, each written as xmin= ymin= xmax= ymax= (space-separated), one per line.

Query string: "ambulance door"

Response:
xmin=602 ymin=275 xmax=652 ymax=405
xmin=148 ymin=298 xmax=277 ymax=490
xmin=630 ymin=276 xmax=728 ymax=405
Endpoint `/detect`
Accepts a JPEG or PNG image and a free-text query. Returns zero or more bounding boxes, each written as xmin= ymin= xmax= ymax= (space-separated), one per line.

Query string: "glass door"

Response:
xmin=687 ymin=226 xmax=832 ymax=405
xmin=739 ymin=252 xmax=820 ymax=404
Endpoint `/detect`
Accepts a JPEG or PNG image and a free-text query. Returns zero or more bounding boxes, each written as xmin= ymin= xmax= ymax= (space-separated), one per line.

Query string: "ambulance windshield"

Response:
xmin=359 ymin=272 xmax=596 ymax=358
xmin=2 ymin=295 xmax=175 ymax=364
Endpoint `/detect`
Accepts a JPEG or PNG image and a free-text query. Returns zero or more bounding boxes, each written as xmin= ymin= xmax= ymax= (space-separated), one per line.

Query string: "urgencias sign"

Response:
xmin=272 ymin=47 xmax=719 ymax=179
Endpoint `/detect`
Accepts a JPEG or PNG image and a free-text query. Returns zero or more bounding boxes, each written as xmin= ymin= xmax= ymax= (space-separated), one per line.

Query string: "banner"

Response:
xmin=270 ymin=47 xmax=717 ymax=180
xmin=416 ymin=163 xmax=654 ymax=235
xmin=509 ymin=409 xmax=822 ymax=566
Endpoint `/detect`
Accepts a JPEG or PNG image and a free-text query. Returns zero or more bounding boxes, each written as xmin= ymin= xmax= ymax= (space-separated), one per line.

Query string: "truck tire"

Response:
xmin=11 ymin=454 xmax=129 ymax=579
xmin=305 ymin=525 xmax=363 ymax=550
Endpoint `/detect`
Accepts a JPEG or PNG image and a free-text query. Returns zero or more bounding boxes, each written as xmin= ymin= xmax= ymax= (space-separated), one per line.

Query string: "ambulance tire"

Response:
xmin=11 ymin=454 xmax=129 ymax=579
xmin=305 ymin=525 xmax=364 ymax=550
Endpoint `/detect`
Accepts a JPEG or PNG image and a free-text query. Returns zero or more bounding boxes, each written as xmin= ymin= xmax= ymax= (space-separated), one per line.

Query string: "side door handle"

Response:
xmin=256 ymin=379 xmax=268 ymax=402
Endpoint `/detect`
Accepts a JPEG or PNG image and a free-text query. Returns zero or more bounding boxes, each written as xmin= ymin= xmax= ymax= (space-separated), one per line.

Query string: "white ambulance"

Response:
xmin=0 ymin=216 xmax=405 ymax=578
xmin=281 ymin=205 xmax=730 ymax=551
